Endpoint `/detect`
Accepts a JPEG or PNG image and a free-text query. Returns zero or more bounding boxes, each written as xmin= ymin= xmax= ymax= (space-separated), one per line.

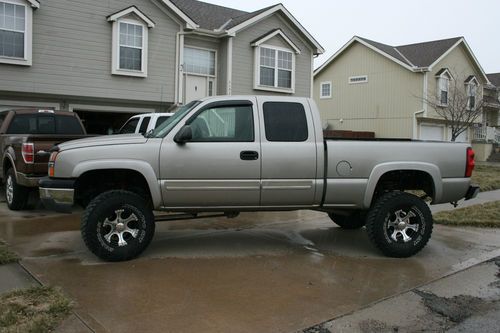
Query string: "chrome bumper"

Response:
xmin=39 ymin=177 xmax=75 ymax=213
xmin=16 ymin=172 xmax=43 ymax=187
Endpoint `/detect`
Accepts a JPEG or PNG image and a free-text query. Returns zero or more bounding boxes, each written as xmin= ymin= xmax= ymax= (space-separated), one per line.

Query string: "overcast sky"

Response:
xmin=208 ymin=0 xmax=500 ymax=74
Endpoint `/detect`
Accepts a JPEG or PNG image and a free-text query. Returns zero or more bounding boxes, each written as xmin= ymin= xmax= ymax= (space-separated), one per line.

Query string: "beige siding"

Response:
xmin=314 ymin=42 xmax=423 ymax=138
xmin=231 ymin=13 xmax=313 ymax=97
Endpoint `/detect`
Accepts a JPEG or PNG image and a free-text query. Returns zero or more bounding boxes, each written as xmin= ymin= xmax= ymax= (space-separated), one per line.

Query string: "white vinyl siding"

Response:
xmin=254 ymin=44 xmax=295 ymax=93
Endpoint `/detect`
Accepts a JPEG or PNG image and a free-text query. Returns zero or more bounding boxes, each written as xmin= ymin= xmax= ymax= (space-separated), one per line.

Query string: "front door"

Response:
xmin=160 ymin=98 xmax=261 ymax=208
xmin=184 ymin=75 xmax=208 ymax=103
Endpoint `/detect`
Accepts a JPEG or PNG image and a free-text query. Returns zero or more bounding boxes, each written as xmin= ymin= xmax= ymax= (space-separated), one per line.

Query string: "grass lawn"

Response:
xmin=0 ymin=286 xmax=72 ymax=332
xmin=0 ymin=241 xmax=19 ymax=265
xmin=471 ymin=165 xmax=500 ymax=191
xmin=434 ymin=201 xmax=500 ymax=228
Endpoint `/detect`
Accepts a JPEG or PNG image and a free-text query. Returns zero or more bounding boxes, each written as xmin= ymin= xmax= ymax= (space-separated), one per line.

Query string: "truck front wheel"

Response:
xmin=366 ymin=191 xmax=433 ymax=258
xmin=81 ymin=190 xmax=155 ymax=261
xmin=5 ymin=168 xmax=29 ymax=211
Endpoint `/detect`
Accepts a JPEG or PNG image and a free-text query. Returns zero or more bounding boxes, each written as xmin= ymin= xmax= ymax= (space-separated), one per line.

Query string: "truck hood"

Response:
xmin=58 ymin=134 xmax=148 ymax=151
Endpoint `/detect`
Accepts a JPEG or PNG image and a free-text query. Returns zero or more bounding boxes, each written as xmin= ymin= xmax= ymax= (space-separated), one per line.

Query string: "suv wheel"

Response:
xmin=5 ymin=168 xmax=29 ymax=211
xmin=81 ymin=190 xmax=155 ymax=261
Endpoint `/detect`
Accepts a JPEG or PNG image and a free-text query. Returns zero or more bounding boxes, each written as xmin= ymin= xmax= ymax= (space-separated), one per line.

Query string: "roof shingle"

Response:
xmin=487 ymin=73 xmax=500 ymax=87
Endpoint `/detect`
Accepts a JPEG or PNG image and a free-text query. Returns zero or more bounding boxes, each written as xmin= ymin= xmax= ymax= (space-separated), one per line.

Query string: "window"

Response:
xmin=188 ymin=105 xmax=254 ymax=142
xmin=111 ymin=19 xmax=150 ymax=77
xmin=7 ymin=114 xmax=84 ymax=134
xmin=465 ymin=76 xmax=479 ymax=110
xmin=155 ymin=116 xmax=170 ymax=129
xmin=138 ymin=116 xmax=150 ymax=134
xmin=0 ymin=0 xmax=35 ymax=66
xmin=119 ymin=117 xmax=139 ymax=134
xmin=349 ymin=76 xmax=368 ymax=84
xmin=320 ymin=82 xmax=332 ymax=99
xmin=436 ymin=69 xmax=452 ymax=107
xmin=263 ymin=102 xmax=308 ymax=142
xmin=184 ymin=47 xmax=215 ymax=76
xmin=255 ymin=45 xmax=295 ymax=92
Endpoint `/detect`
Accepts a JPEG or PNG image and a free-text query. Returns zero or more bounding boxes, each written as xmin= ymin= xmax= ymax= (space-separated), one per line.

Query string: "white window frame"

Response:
xmin=254 ymin=44 xmax=295 ymax=94
xmin=348 ymin=75 xmax=368 ymax=84
xmin=465 ymin=76 xmax=479 ymax=111
xmin=0 ymin=0 xmax=35 ymax=66
xmin=111 ymin=18 xmax=148 ymax=77
xmin=320 ymin=81 xmax=332 ymax=99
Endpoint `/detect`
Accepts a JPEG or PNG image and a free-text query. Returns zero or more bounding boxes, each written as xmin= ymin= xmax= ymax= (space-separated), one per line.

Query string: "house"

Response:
xmin=313 ymin=36 xmax=492 ymax=148
xmin=0 ymin=0 xmax=323 ymax=133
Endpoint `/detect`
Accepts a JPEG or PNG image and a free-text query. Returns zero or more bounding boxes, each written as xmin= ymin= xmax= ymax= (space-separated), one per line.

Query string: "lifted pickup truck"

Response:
xmin=0 ymin=109 xmax=87 ymax=210
xmin=39 ymin=96 xmax=479 ymax=261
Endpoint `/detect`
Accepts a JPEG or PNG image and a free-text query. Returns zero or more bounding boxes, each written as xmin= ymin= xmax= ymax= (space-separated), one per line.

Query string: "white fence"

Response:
xmin=473 ymin=126 xmax=500 ymax=143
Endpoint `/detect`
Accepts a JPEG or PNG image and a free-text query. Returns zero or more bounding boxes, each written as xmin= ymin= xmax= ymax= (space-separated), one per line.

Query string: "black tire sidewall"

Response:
xmin=5 ymin=168 xmax=29 ymax=210
xmin=82 ymin=191 xmax=155 ymax=261
xmin=367 ymin=192 xmax=433 ymax=258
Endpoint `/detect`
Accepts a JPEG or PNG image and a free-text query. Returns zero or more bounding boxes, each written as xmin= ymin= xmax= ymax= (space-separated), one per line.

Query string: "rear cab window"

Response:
xmin=263 ymin=102 xmax=308 ymax=142
xmin=6 ymin=114 xmax=84 ymax=135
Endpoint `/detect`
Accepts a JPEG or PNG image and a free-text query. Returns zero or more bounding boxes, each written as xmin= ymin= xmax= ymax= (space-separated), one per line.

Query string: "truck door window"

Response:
xmin=139 ymin=117 xmax=151 ymax=134
xmin=263 ymin=102 xmax=308 ymax=142
xmin=189 ymin=105 xmax=254 ymax=142
xmin=120 ymin=118 xmax=139 ymax=134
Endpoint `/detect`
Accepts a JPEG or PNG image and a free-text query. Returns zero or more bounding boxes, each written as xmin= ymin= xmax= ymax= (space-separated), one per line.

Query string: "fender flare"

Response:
xmin=363 ymin=162 xmax=442 ymax=208
xmin=73 ymin=159 xmax=162 ymax=208
xmin=2 ymin=148 xmax=17 ymax=180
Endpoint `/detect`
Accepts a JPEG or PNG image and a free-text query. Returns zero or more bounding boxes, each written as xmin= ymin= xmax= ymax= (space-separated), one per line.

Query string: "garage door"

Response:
xmin=420 ymin=125 xmax=444 ymax=141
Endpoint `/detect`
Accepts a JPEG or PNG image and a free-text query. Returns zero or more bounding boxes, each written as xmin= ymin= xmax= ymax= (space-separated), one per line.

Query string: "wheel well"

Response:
xmin=74 ymin=169 xmax=152 ymax=207
xmin=2 ymin=157 xmax=14 ymax=179
xmin=372 ymin=170 xmax=434 ymax=204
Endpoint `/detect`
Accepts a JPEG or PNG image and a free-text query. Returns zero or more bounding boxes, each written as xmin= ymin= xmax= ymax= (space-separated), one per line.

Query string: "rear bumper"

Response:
xmin=16 ymin=172 xmax=43 ymax=187
xmin=464 ymin=185 xmax=480 ymax=201
xmin=39 ymin=177 xmax=75 ymax=213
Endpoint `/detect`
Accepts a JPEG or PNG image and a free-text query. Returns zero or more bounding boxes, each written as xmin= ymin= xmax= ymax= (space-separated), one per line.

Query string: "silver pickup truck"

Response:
xmin=39 ymin=96 xmax=479 ymax=261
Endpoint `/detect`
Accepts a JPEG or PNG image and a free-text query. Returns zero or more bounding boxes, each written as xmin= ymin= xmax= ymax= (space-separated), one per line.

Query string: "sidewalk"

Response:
xmin=430 ymin=189 xmax=500 ymax=213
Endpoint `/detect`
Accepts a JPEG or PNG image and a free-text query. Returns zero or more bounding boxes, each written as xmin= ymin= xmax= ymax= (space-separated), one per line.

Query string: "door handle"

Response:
xmin=240 ymin=151 xmax=259 ymax=161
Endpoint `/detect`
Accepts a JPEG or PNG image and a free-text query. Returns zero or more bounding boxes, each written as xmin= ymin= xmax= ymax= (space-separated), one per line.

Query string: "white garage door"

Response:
xmin=420 ymin=125 xmax=444 ymax=141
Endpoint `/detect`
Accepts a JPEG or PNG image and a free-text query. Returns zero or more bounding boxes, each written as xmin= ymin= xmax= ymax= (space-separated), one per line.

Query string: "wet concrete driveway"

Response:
xmin=1 ymin=204 xmax=500 ymax=333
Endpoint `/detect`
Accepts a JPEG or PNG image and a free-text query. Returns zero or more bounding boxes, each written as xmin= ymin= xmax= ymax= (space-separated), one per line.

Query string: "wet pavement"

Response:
xmin=1 ymin=196 xmax=500 ymax=333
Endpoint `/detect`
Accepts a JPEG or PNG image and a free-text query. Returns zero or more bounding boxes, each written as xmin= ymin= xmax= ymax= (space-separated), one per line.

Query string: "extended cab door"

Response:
xmin=257 ymin=97 xmax=319 ymax=206
xmin=159 ymin=98 xmax=261 ymax=208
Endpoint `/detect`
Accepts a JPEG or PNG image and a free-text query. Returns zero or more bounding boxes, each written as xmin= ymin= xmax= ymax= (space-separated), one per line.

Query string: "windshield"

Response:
xmin=148 ymin=101 xmax=201 ymax=138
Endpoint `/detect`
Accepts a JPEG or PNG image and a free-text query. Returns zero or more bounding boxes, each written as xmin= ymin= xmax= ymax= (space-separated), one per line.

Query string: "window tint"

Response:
xmin=120 ymin=118 xmax=139 ymax=134
xmin=56 ymin=116 xmax=84 ymax=134
xmin=38 ymin=116 xmax=55 ymax=134
xmin=189 ymin=105 xmax=254 ymax=142
xmin=263 ymin=102 xmax=308 ymax=142
xmin=139 ymin=117 xmax=151 ymax=134
xmin=155 ymin=116 xmax=170 ymax=129
xmin=7 ymin=114 xmax=37 ymax=134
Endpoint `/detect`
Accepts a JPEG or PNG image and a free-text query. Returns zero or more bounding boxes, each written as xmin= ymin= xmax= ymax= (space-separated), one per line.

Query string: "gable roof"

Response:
xmin=250 ymin=28 xmax=301 ymax=54
xmin=315 ymin=36 xmax=488 ymax=82
xmin=165 ymin=0 xmax=323 ymax=54
xmin=107 ymin=6 xmax=156 ymax=28
xmin=25 ymin=0 xmax=40 ymax=8
xmin=487 ymin=73 xmax=500 ymax=87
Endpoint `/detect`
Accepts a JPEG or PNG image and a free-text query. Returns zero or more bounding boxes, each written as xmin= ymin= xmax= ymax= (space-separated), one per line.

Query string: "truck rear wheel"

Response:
xmin=366 ymin=191 xmax=433 ymax=258
xmin=5 ymin=168 xmax=29 ymax=211
xmin=328 ymin=212 xmax=366 ymax=229
xmin=81 ymin=190 xmax=155 ymax=262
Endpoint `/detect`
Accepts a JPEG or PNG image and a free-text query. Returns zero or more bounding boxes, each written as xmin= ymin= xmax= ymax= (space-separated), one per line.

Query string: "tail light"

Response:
xmin=22 ymin=143 xmax=34 ymax=164
xmin=48 ymin=151 xmax=59 ymax=177
xmin=465 ymin=147 xmax=475 ymax=177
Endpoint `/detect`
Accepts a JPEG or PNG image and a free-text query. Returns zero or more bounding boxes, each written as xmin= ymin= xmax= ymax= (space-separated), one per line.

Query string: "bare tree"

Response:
xmin=424 ymin=71 xmax=484 ymax=141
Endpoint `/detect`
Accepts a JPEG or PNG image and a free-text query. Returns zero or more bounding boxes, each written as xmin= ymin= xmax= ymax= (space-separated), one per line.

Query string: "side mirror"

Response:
xmin=174 ymin=125 xmax=192 ymax=144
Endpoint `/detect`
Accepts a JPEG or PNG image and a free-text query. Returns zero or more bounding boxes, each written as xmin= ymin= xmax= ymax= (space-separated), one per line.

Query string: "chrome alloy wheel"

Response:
xmin=386 ymin=209 xmax=420 ymax=243
xmin=6 ymin=175 xmax=14 ymax=205
xmin=102 ymin=209 xmax=140 ymax=247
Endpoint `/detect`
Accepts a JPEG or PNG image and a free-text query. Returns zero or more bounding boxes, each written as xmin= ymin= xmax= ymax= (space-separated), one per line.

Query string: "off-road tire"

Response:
xmin=328 ymin=212 xmax=367 ymax=229
xmin=5 ymin=168 xmax=29 ymax=211
xmin=366 ymin=191 xmax=433 ymax=258
xmin=81 ymin=190 xmax=155 ymax=262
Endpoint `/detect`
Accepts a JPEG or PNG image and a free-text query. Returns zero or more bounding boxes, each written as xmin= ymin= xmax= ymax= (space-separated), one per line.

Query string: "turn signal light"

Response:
xmin=465 ymin=147 xmax=475 ymax=177
xmin=22 ymin=143 xmax=34 ymax=164
xmin=48 ymin=151 xmax=59 ymax=177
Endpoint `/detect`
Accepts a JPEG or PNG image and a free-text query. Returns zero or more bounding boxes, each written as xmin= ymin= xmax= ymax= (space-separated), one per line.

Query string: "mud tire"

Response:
xmin=328 ymin=212 xmax=367 ymax=229
xmin=81 ymin=190 xmax=155 ymax=262
xmin=5 ymin=168 xmax=29 ymax=211
xmin=366 ymin=191 xmax=433 ymax=258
